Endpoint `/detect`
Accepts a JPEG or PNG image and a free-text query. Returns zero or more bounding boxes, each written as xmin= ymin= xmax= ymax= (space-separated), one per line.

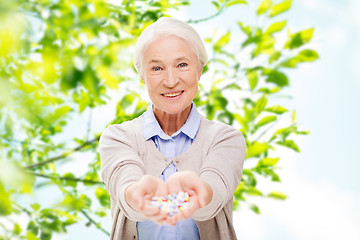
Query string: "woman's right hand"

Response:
xmin=125 ymin=175 xmax=169 ymax=225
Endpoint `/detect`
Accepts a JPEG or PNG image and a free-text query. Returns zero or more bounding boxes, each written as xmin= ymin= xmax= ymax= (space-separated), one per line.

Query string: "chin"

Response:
xmin=155 ymin=103 xmax=191 ymax=115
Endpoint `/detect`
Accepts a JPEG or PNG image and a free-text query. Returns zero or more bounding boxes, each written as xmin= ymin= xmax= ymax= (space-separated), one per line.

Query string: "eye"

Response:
xmin=178 ymin=62 xmax=188 ymax=68
xmin=153 ymin=66 xmax=162 ymax=71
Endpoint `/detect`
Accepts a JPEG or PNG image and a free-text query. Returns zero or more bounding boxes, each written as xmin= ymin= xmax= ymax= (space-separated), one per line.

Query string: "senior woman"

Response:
xmin=99 ymin=17 xmax=246 ymax=240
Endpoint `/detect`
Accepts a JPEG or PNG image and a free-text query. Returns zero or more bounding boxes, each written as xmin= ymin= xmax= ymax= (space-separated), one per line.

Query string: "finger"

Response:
xmin=153 ymin=215 xmax=171 ymax=226
xmin=149 ymin=211 xmax=169 ymax=223
xmin=193 ymin=182 xmax=212 ymax=207
xmin=142 ymin=205 xmax=170 ymax=225
xmin=167 ymin=215 xmax=178 ymax=226
xmin=125 ymin=184 xmax=145 ymax=211
xmin=141 ymin=199 xmax=162 ymax=215
xmin=154 ymin=181 xmax=168 ymax=197
xmin=166 ymin=179 xmax=182 ymax=194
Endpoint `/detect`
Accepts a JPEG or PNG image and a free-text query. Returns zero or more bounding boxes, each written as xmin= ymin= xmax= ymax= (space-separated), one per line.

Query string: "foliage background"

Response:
xmin=1 ymin=0 xmax=359 ymax=239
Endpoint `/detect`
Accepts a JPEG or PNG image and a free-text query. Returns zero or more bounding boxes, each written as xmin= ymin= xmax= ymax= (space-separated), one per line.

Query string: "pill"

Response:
xmin=151 ymin=191 xmax=190 ymax=216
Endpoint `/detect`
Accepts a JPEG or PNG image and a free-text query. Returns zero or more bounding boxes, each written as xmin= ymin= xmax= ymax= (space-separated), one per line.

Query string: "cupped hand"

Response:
xmin=166 ymin=171 xmax=213 ymax=226
xmin=125 ymin=172 xmax=213 ymax=226
xmin=125 ymin=175 xmax=169 ymax=225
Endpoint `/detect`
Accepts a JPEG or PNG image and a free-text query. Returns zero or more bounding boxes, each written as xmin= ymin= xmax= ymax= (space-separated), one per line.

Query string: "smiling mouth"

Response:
xmin=161 ymin=91 xmax=184 ymax=98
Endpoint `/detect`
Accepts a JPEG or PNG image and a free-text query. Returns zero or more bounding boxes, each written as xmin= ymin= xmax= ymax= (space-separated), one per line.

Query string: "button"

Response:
xmin=169 ymin=139 xmax=173 ymax=142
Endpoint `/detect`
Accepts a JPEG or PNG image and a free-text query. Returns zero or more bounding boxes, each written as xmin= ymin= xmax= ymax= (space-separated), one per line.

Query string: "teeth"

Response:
xmin=163 ymin=91 xmax=182 ymax=97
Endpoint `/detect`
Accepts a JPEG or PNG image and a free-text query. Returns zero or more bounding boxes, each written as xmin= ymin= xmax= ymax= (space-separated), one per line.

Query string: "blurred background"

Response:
xmin=0 ymin=0 xmax=359 ymax=239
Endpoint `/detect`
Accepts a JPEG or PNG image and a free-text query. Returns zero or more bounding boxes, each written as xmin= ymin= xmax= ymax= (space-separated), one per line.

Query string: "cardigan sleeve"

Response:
xmin=193 ymin=123 xmax=246 ymax=221
xmin=99 ymin=122 xmax=148 ymax=221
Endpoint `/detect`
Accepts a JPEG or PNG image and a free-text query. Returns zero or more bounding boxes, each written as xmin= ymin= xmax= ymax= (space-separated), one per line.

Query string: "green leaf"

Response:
xmin=265 ymin=70 xmax=289 ymax=87
xmin=271 ymin=126 xmax=296 ymax=141
xmin=247 ymin=70 xmax=258 ymax=90
xmin=249 ymin=204 xmax=260 ymax=214
xmin=13 ymin=223 xmax=22 ymax=235
xmin=257 ymin=157 xmax=280 ymax=167
xmin=27 ymin=221 xmax=38 ymax=237
xmin=265 ymin=20 xmax=287 ymax=34
xmin=218 ymin=111 xmax=234 ymax=125
xmin=226 ymin=0 xmax=247 ymax=7
xmin=284 ymin=28 xmax=314 ymax=49
xmin=242 ymin=169 xmax=257 ymax=187
xmin=299 ymin=49 xmax=319 ymax=61
xmin=280 ymin=49 xmax=319 ymax=67
xmin=215 ymin=95 xmax=228 ymax=108
xmin=253 ymin=34 xmax=276 ymax=57
xmin=256 ymin=168 xmax=281 ymax=181
xmin=211 ymin=1 xmax=220 ymax=10
xmin=214 ymin=31 xmax=231 ymax=52
xmin=256 ymin=115 xmax=277 ymax=127
xmin=84 ymin=171 xmax=100 ymax=186
xmin=53 ymin=106 xmax=72 ymax=121
xmin=296 ymin=130 xmax=310 ymax=135
xmin=63 ymin=173 xmax=77 ymax=188
xmin=265 ymin=105 xmax=288 ymax=114
xmin=257 ymin=0 xmax=272 ymax=15
xmin=269 ymin=51 xmax=281 ymax=63
xmin=245 ymin=187 xmax=263 ymax=196
xmin=269 ymin=0 xmax=292 ymax=17
xmin=255 ymin=95 xmax=268 ymax=114
xmin=61 ymin=67 xmax=83 ymax=90
xmin=26 ymin=231 xmax=38 ymax=240
xmin=95 ymin=187 xmax=110 ymax=207
xmin=277 ymin=139 xmax=300 ymax=152
xmin=116 ymin=93 xmax=136 ymax=116
xmin=268 ymin=191 xmax=287 ymax=200
xmin=223 ymin=83 xmax=242 ymax=90
xmin=61 ymin=194 xmax=92 ymax=211
xmin=0 ymin=183 xmax=12 ymax=216
xmin=292 ymin=110 xmax=296 ymax=123
xmin=97 ymin=65 xmax=120 ymax=89
xmin=31 ymin=203 xmax=41 ymax=211
xmin=246 ymin=142 xmax=269 ymax=158
xmin=237 ymin=22 xmax=251 ymax=36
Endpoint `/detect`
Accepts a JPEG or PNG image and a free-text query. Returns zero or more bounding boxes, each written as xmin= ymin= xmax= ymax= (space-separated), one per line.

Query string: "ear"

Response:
xmin=140 ymin=73 xmax=145 ymax=83
xmin=198 ymin=67 xmax=203 ymax=81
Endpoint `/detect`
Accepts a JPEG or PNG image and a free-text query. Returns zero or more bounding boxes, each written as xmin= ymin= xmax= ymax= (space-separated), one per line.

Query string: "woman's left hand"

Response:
xmin=165 ymin=171 xmax=213 ymax=226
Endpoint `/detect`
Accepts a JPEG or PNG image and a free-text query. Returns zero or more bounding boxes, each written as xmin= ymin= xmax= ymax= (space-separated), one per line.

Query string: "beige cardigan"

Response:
xmin=99 ymin=115 xmax=246 ymax=240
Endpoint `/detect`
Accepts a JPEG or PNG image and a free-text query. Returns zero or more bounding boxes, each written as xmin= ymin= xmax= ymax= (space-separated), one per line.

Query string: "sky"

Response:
xmin=47 ymin=0 xmax=360 ymax=239
xmin=180 ymin=0 xmax=360 ymax=239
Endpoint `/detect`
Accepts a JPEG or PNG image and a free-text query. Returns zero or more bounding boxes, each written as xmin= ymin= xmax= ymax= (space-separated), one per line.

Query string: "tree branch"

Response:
xmin=186 ymin=3 xmax=226 ymax=24
xmin=81 ymin=210 xmax=110 ymax=236
xmin=30 ymin=172 xmax=104 ymax=185
xmin=25 ymin=136 xmax=100 ymax=169
xmin=12 ymin=201 xmax=32 ymax=215
xmin=254 ymin=118 xmax=281 ymax=142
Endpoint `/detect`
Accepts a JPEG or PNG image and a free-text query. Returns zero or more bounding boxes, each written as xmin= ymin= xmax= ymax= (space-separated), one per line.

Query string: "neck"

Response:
xmin=153 ymin=104 xmax=192 ymax=136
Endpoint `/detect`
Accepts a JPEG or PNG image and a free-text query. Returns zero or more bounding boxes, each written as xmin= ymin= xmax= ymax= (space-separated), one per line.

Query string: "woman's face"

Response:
xmin=141 ymin=35 xmax=203 ymax=116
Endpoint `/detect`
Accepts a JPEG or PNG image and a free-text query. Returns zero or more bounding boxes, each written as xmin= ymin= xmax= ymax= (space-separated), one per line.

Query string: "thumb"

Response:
xmin=197 ymin=182 xmax=213 ymax=207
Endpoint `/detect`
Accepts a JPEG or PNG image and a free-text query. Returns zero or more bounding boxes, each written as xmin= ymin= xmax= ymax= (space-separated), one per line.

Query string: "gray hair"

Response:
xmin=133 ymin=17 xmax=208 ymax=74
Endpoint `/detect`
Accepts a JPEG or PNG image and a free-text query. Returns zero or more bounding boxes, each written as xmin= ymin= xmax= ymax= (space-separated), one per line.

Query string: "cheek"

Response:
xmin=145 ymin=76 xmax=161 ymax=93
xmin=187 ymin=72 xmax=200 ymax=88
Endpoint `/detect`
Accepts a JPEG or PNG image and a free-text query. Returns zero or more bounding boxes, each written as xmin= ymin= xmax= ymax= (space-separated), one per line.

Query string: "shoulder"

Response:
xmin=200 ymin=116 xmax=244 ymax=138
xmin=99 ymin=117 xmax=143 ymax=145
xmin=199 ymin=116 xmax=246 ymax=149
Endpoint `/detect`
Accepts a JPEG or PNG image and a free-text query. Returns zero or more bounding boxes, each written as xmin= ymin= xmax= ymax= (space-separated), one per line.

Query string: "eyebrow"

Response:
xmin=147 ymin=59 xmax=162 ymax=65
xmin=147 ymin=57 xmax=191 ymax=65
xmin=175 ymin=57 xmax=190 ymax=62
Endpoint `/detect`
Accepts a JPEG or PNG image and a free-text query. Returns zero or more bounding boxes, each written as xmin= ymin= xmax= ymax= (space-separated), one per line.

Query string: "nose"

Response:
xmin=163 ymin=69 xmax=178 ymax=88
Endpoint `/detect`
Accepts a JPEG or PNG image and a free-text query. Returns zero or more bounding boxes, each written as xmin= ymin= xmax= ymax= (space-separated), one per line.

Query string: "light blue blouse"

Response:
xmin=137 ymin=103 xmax=201 ymax=240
